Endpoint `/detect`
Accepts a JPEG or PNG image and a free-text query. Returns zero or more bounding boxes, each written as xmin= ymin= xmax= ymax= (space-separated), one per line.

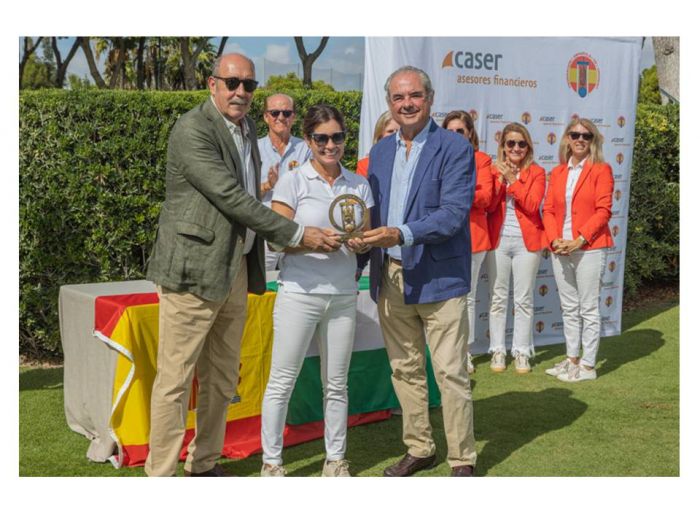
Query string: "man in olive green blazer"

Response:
xmin=145 ymin=53 xmax=339 ymax=477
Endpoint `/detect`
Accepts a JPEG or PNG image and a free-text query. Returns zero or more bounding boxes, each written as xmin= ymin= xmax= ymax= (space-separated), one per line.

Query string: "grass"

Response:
xmin=19 ymin=298 xmax=679 ymax=476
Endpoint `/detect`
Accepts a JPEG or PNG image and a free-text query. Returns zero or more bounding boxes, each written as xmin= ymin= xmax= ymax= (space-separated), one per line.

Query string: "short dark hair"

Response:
xmin=302 ymin=104 xmax=346 ymax=138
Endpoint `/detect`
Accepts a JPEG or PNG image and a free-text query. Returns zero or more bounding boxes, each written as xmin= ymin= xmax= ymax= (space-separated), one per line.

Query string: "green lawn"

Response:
xmin=19 ymin=299 xmax=679 ymax=477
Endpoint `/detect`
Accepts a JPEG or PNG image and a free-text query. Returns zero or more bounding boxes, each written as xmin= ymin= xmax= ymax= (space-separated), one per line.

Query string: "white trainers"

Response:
xmin=545 ymin=358 xmax=573 ymax=377
xmin=261 ymin=463 xmax=287 ymax=477
xmin=514 ymin=353 xmax=531 ymax=374
xmin=490 ymin=351 xmax=506 ymax=372
xmin=322 ymin=459 xmax=351 ymax=477
xmin=466 ymin=352 xmax=475 ymax=374
xmin=558 ymin=364 xmax=597 ymax=382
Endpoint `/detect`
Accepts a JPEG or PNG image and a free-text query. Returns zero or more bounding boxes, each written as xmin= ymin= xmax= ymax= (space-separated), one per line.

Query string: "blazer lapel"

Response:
xmin=572 ymin=160 xmax=593 ymax=201
xmin=403 ymin=120 xmax=439 ymax=220
xmin=204 ymin=99 xmax=245 ymax=183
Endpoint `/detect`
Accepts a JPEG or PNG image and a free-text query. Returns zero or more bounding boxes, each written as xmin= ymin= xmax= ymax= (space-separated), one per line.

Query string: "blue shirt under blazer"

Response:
xmin=363 ymin=119 xmax=475 ymax=305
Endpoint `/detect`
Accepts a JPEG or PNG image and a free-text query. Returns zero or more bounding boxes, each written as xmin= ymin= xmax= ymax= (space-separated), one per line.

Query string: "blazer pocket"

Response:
xmin=175 ymin=221 xmax=215 ymax=244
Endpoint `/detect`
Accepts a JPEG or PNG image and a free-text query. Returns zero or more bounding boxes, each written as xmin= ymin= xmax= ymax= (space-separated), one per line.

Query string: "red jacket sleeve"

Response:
xmin=577 ymin=163 xmax=614 ymax=243
xmin=472 ymin=152 xmax=494 ymax=210
xmin=542 ymin=166 xmax=562 ymax=246
xmin=507 ymin=165 xmax=545 ymax=216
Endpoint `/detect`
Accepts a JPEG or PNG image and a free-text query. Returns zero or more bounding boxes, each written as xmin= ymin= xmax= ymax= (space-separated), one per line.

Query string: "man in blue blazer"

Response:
xmin=356 ymin=66 xmax=477 ymax=477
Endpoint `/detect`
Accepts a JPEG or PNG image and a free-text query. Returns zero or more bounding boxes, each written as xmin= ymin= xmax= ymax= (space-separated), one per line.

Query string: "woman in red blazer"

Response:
xmin=542 ymin=118 xmax=614 ymax=383
xmin=356 ymin=111 xmax=399 ymax=177
xmin=486 ymin=122 xmax=546 ymax=374
xmin=442 ymin=110 xmax=495 ymax=374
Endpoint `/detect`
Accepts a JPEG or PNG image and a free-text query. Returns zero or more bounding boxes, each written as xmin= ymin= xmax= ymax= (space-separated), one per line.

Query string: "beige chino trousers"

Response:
xmin=378 ymin=259 xmax=477 ymax=467
xmin=145 ymin=261 xmax=248 ymax=476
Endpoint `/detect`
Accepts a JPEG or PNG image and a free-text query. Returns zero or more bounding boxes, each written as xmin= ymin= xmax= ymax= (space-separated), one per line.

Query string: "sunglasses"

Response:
xmin=266 ymin=109 xmax=294 ymax=118
xmin=506 ymin=140 xmax=528 ymax=149
xmin=311 ymin=132 xmax=346 ymax=146
xmin=569 ymin=131 xmax=594 ymax=141
xmin=212 ymin=75 xmax=259 ymax=93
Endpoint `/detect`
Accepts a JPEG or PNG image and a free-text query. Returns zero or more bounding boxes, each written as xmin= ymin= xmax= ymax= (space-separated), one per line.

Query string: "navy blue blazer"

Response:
xmin=362 ymin=119 xmax=475 ymax=305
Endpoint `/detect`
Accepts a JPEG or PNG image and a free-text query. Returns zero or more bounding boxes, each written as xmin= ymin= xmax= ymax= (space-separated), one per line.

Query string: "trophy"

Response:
xmin=328 ymin=193 xmax=370 ymax=242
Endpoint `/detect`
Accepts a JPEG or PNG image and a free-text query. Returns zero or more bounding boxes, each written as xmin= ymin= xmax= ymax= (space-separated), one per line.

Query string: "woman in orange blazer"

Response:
xmin=486 ymin=122 xmax=546 ymax=374
xmin=356 ymin=111 xmax=399 ymax=177
xmin=542 ymin=118 xmax=613 ymax=383
xmin=442 ymin=110 xmax=495 ymax=374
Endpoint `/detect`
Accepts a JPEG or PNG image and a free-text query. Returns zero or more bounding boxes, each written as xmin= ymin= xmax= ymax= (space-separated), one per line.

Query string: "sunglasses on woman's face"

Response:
xmin=212 ymin=75 xmax=259 ymax=93
xmin=506 ymin=140 xmax=528 ymax=149
xmin=267 ymin=109 xmax=294 ymax=118
xmin=569 ymin=131 xmax=594 ymax=141
xmin=311 ymin=132 xmax=346 ymax=146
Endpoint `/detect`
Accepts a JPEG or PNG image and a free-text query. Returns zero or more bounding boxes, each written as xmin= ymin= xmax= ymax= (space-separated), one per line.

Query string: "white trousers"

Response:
xmin=466 ymin=250 xmax=487 ymax=346
xmin=265 ymin=246 xmax=282 ymax=272
xmin=261 ymin=286 xmax=357 ymax=465
xmin=551 ymin=249 xmax=606 ymax=368
xmin=487 ymin=235 xmax=541 ymax=356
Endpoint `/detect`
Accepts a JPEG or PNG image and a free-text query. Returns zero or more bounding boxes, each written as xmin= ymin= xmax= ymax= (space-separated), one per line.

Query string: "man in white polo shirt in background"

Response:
xmin=258 ymin=93 xmax=312 ymax=271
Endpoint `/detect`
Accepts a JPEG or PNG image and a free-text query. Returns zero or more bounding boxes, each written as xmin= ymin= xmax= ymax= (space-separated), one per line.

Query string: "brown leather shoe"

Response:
xmin=451 ymin=465 xmax=475 ymax=477
xmin=184 ymin=463 xmax=230 ymax=477
xmin=383 ymin=453 xmax=437 ymax=477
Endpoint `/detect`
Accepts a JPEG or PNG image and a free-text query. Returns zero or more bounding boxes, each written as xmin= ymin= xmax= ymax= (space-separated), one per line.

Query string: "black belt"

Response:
xmin=385 ymin=255 xmax=402 ymax=266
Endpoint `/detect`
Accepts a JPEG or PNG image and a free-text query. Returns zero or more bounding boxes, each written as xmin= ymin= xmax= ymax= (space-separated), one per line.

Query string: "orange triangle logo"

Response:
xmin=442 ymin=51 xmax=454 ymax=68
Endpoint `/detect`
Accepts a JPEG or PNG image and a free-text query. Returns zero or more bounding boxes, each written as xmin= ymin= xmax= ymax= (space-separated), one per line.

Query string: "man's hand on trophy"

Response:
xmin=301 ymin=226 xmax=342 ymax=252
xmin=346 ymin=237 xmax=371 ymax=254
xmin=362 ymin=226 xmax=402 ymax=248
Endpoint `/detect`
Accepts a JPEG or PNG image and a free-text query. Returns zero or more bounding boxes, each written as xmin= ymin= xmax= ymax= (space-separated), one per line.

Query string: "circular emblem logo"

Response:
xmin=536 ymin=321 xmax=545 ymax=333
xmin=567 ymin=52 xmax=599 ymax=98
xmin=615 ymin=189 xmax=622 ymax=201
xmin=521 ymin=112 xmax=532 ymax=125
xmin=608 ymin=261 xmax=617 ymax=272
xmin=605 ymin=296 xmax=614 ymax=308
xmin=494 ymin=131 xmax=502 ymax=144
xmin=617 ymin=116 xmax=626 ymax=128
xmin=542 ymin=250 xmax=551 ymax=260
xmin=469 ymin=109 xmax=478 ymax=122
xmin=612 ymin=225 xmax=620 ymax=237
xmin=616 ymin=152 xmax=624 ymax=165
xmin=547 ymin=132 xmax=557 ymax=145
xmin=539 ymin=284 xmax=548 ymax=297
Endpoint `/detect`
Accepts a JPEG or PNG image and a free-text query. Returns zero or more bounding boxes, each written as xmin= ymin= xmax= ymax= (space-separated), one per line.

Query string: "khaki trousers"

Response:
xmin=145 ymin=261 xmax=248 ymax=476
xmin=378 ymin=259 xmax=477 ymax=467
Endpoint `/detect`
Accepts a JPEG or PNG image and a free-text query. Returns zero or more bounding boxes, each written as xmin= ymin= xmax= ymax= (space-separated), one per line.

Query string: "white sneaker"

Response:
xmin=322 ymin=459 xmax=351 ymax=477
xmin=514 ymin=353 xmax=531 ymax=374
xmin=546 ymin=358 xmax=573 ymax=377
xmin=261 ymin=463 xmax=287 ymax=477
xmin=490 ymin=351 xmax=506 ymax=372
xmin=557 ymin=364 xmax=597 ymax=382
xmin=466 ymin=352 xmax=475 ymax=374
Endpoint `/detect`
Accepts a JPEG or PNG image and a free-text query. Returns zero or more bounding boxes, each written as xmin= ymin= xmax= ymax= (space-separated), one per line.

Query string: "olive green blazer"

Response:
xmin=146 ymin=98 xmax=298 ymax=301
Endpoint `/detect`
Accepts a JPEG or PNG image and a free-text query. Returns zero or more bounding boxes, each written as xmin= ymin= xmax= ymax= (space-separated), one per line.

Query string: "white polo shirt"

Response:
xmin=272 ymin=160 xmax=374 ymax=295
xmin=258 ymin=135 xmax=312 ymax=207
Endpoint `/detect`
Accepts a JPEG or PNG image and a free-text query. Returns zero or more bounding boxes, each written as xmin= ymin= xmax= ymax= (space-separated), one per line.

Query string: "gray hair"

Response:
xmin=265 ymin=93 xmax=295 ymax=111
xmin=384 ymin=66 xmax=434 ymax=103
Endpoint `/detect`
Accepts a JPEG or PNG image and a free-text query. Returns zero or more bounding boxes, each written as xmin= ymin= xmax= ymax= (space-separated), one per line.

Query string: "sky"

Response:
xmin=23 ymin=35 xmax=655 ymax=91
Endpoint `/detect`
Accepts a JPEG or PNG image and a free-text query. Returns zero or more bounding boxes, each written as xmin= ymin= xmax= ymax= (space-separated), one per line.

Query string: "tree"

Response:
xmin=21 ymin=53 xmax=54 ymax=89
xmin=19 ymin=37 xmax=44 ymax=89
xmin=294 ymin=37 xmax=329 ymax=87
xmin=638 ymin=66 xmax=661 ymax=105
xmin=79 ymin=37 xmax=107 ymax=88
xmin=68 ymin=74 xmax=93 ymax=90
xmin=652 ymin=37 xmax=679 ymax=104
xmin=264 ymin=72 xmax=334 ymax=92
xmin=50 ymin=37 xmax=81 ymax=88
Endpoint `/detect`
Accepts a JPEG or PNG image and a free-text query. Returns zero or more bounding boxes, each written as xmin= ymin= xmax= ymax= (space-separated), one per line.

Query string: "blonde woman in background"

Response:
xmin=356 ymin=111 xmax=400 ymax=177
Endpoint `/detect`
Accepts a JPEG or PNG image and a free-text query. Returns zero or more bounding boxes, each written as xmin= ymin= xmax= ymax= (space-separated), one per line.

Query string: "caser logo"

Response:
xmin=442 ymin=50 xmax=503 ymax=70
xmin=567 ymin=52 xmax=600 ymax=98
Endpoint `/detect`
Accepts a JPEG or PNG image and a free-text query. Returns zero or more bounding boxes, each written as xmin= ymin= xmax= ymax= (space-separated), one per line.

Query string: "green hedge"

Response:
xmin=626 ymin=103 xmax=680 ymax=295
xmin=19 ymin=91 xmax=678 ymax=359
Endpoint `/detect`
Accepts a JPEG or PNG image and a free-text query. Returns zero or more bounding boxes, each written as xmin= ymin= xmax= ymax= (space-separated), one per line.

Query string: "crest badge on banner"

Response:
xmin=360 ymin=37 xmax=642 ymax=353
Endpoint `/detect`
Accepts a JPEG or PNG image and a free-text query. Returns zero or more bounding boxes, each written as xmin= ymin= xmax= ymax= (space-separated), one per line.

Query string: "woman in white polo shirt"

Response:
xmin=260 ymin=104 xmax=373 ymax=477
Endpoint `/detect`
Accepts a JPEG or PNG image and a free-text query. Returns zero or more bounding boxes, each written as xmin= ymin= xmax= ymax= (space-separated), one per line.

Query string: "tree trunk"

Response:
xmin=136 ymin=37 xmax=146 ymax=90
xmin=19 ymin=37 xmax=44 ymax=89
xmin=180 ymin=37 xmax=209 ymax=90
xmin=54 ymin=38 xmax=81 ymax=88
xmin=109 ymin=38 xmax=127 ymax=89
xmin=294 ymin=37 xmax=329 ymax=87
xmin=217 ymin=37 xmax=228 ymax=58
xmin=79 ymin=37 xmax=107 ymax=88
xmin=652 ymin=36 xmax=679 ymax=104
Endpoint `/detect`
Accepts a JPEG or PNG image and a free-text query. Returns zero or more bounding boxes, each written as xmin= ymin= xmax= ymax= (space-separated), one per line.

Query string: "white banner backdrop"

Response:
xmin=360 ymin=37 xmax=642 ymax=353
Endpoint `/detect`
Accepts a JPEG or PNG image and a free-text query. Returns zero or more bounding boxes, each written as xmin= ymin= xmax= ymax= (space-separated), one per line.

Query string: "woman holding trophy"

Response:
xmin=260 ymin=104 xmax=373 ymax=477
